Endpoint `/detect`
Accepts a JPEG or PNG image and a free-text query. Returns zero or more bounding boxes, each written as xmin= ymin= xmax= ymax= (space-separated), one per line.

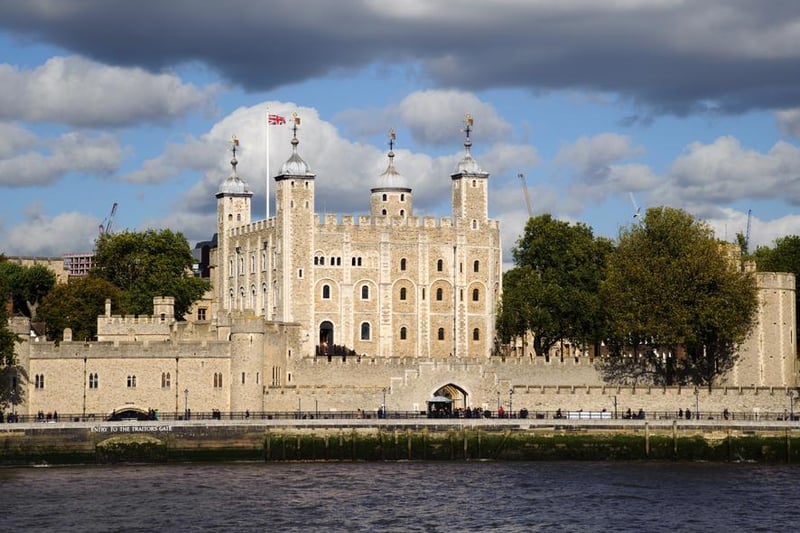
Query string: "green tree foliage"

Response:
xmin=599 ymin=207 xmax=758 ymax=386
xmin=0 ymin=262 xmax=56 ymax=320
xmin=92 ymin=229 xmax=208 ymax=319
xmin=497 ymin=214 xmax=612 ymax=357
xmin=0 ymin=255 xmax=23 ymax=409
xmin=753 ymin=235 xmax=800 ymax=341
xmin=38 ymin=277 xmax=122 ymax=342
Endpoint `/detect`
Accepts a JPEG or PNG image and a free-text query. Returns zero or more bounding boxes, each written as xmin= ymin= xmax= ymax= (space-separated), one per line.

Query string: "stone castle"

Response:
xmin=6 ymin=117 xmax=799 ymax=420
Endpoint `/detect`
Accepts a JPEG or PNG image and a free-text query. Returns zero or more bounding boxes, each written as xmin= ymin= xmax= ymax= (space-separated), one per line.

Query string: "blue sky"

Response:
xmin=1 ymin=1 xmax=800 ymax=268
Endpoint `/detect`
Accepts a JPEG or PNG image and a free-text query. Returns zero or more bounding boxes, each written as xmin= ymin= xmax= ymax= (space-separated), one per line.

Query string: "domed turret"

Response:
xmin=371 ymin=129 xmax=412 ymax=218
xmin=217 ymin=136 xmax=252 ymax=196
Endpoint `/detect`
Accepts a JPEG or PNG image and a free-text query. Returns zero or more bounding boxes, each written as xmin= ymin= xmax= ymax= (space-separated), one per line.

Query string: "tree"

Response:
xmin=599 ymin=207 xmax=758 ymax=386
xmin=92 ymin=229 xmax=208 ymax=319
xmin=0 ymin=262 xmax=57 ymax=320
xmin=0 ymin=255 xmax=23 ymax=410
xmin=38 ymin=277 xmax=122 ymax=342
xmin=498 ymin=214 xmax=612 ymax=357
xmin=753 ymin=235 xmax=800 ymax=344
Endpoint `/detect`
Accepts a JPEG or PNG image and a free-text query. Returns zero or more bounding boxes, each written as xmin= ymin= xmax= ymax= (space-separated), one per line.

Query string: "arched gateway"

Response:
xmin=427 ymin=383 xmax=468 ymax=417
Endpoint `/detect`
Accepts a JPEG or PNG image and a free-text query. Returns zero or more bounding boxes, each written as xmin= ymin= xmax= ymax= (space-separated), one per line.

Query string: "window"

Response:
xmin=382 ymin=209 xmax=387 ymax=215
xmin=400 ymin=193 xmax=405 ymax=201
xmin=198 ymin=308 xmax=207 ymax=321
xmin=213 ymin=373 xmax=223 ymax=388
xmin=472 ymin=219 xmax=478 ymax=229
xmin=473 ymin=328 xmax=480 ymax=341
xmin=89 ymin=373 xmax=98 ymax=389
xmin=437 ymin=259 xmax=443 ymax=272
xmin=361 ymin=322 xmax=371 ymax=340
xmin=322 ymin=285 xmax=331 ymax=299
xmin=400 ymin=327 xmax=407 ymax=340
xmin=127 ymin=375 xmax=137 ymax=388
xmin=474 ymin=260 xmax=480 ymax=273
xmin=160 ymin=313 xmax=166 ymax=322
xmin=35 ymin=374 xmax=45 ymax=389
xmin=400 ymin=258 xmax=406 ymax=271
xmin=473 ymin=288 xmax=480 ymax=301
xmin=242 ymin=372 xmax=246 ymax=384
xmin=436 ymin=288 xmax=443 ymax=301
xmin=437 ymin=328 xmax=445 ymax=341
xmin=298 ymin=269 xmax=303 ymax=278
xmin=382 ymin=193 xmax=387 ymax=201
xmin=400 ymin=287 xmax=407 ymax=300
xmin=161 ymin=372 xmax=171 ymax=389
xmin=320 ymin=257 xmax=325 ymax=266
xmin=422 ymin=288 xmax=426 ymax=300
xmin=361 ymin=285 xmax=369 ymax=299
xmin=400 ymin=209 xmax=405 ymax=216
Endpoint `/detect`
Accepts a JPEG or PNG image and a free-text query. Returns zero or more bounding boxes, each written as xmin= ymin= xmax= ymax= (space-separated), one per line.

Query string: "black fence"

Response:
xmin=2 ymin=408 xmax=798 ymax=424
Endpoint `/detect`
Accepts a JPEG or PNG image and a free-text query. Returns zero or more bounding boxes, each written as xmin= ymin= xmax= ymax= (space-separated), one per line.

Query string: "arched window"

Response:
xmin=472 ymin=288 xmax=480 ymax=301
xmin=361 ymin=285 xmax=369 ymax=299
xmin=360 ymin=322 xmax=371 ymax=340
xmin=400 ymin=193 xmax=405 ymax=201
xmin=437 ymin=328 xmax=445 ymax=341
xmin=382 ymin=193 xmax=387 ymax=201
xmin=400 ymin=258 xmax=406 ymax=271
xmin=473 ymin=260 xmax=480 ymax=272
xmin=436 ymin=288 xmax=443 ymax=301
xmin=322 ymin=285 xmax=331 ymax=299
xmin=399 ymin=287 xmax=407 ymax=300
xmin=473 ymin=328 xmax=480 ymax=341
xmin=382 ymin=209 xmax=387 ymax=215
xmin=437 ymin=259 xmax=443 ymax=272
xmin=400 ymin=327 xmax=407 ymax=340
xmin=399 ymin=209 xmax=405 ymax=217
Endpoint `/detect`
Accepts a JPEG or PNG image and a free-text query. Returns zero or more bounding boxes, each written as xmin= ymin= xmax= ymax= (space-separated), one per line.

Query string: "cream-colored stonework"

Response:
xmin=4 ymin=124 xmax=798 ymax=420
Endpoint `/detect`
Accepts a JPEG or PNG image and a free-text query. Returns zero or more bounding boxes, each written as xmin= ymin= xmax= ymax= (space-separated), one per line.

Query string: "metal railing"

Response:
xmin=2 ymin=408 xmax=798 ymax=424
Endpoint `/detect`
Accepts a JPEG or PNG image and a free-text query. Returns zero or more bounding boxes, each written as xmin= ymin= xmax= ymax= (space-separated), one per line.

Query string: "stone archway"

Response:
xmin=431 ymin=383 xmax=468 ymax=412
xmin=319 ymin=321 xmax=334 ymax=355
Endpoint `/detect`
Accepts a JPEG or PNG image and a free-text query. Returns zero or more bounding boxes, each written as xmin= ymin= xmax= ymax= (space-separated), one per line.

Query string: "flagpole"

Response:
xmin=266 ymin=109 xmax=270 ymax=219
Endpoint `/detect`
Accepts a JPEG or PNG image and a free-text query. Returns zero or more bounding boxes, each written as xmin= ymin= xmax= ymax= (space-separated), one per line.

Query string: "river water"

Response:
xmin=2 ymin=461 xmax=795 ymax=532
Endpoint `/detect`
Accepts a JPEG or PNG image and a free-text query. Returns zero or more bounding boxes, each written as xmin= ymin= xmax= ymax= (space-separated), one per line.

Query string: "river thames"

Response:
xmin=2 ymin=461 xmax=795 ymax=532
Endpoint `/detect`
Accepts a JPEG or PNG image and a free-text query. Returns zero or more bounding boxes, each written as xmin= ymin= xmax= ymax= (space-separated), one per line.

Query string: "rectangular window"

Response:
xmin=198 ymin=308 xmax=207 ymax=321
xmin=242 ymin=372 xmax=246 ymax=384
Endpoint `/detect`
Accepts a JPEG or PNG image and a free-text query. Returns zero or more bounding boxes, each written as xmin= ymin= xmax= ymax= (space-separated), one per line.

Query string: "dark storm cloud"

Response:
xmin=2 ymin=0 xmax=800 ymax=115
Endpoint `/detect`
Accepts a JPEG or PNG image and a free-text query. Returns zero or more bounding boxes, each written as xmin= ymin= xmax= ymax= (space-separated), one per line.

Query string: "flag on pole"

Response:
xmin=268 ymin=114 xmax=286 ymax=125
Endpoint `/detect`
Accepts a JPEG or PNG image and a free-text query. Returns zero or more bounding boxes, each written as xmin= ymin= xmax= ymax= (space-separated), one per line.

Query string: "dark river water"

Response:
xmin=1 ymin=461 xmax=795 ymax=532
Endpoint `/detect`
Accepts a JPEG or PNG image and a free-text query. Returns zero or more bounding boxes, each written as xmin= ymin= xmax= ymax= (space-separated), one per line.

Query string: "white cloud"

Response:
xmin=666 ymin=136 xmax=800 ymax=203
xmin=0 ymin=130 xmax=122 ymax=187
xmin=777 ymin=108 xmax=800 ymax=138
xmin=1 ymin=208 xmax=99 ymax=256
xmin=0 ymin=56 xmax=217 ymax=127
xmin=555 ymin=133 xmax=645 ymax=181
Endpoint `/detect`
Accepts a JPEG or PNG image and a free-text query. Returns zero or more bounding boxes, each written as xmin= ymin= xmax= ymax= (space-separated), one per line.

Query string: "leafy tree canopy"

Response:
xmin=498 ymin=214 xmax=612 ymax=356
xmin=38 ymin=276 xmax=122 ymax=342
xmin=93 ymin=229 xmax=208 ymax=319
xmin=599 ymin=207 xmax=758 ymax=387
xmin=0 ymin=262 xmax=56 ymax=320
xmin=0 ymin=255 xmax=23 ymax=409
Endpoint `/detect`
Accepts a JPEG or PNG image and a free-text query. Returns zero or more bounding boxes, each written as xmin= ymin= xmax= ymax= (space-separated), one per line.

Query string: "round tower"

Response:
xmin=370 ymin=129 xmax=413 ymax=218
xmin=451 ymin=114 xmax=490 ymax=224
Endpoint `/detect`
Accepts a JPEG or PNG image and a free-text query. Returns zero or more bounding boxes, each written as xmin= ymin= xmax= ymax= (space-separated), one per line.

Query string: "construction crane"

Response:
xmin=628 ymin=192 xmax=641 ymax=219
xmin=518 ymin=173 xmax=533 ymax=217
xmin=98 ymin=202 xmax=118 ymax=236
xmin=745 ymin=209 xmax=752 ymax=255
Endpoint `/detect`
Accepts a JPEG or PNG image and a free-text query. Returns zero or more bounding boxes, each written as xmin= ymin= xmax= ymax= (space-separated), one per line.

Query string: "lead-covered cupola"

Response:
xmin=451 ymin=114 xmax=490 ymax=222
xmin=370 ymin=129 xmax=412 ymax=218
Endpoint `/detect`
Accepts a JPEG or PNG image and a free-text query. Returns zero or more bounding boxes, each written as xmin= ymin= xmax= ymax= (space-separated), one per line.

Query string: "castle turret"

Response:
xmin=274 ymin=115 xmax=315 ymax=347
xmin=370 ymin=129 xmax=412 ymax=218
xmin=216 ymin=137 xmax=253 ymax=312
xmin=451 ymin=114 xmax=489 ymax=224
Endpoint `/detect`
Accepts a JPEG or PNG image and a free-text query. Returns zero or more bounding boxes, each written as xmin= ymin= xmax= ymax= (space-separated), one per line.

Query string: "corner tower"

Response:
xmin=216 ymin=137 xmax=253 ymax=312
xmin=274 ymin=116 xmax=315 ymax=339
xmin=370 ymin=129 xmax=412 ymax=218
xmin=451 ymin=114 xmax=489 ymax=223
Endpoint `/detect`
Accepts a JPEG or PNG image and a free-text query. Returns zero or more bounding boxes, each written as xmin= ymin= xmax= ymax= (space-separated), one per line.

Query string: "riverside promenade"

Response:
xmin=2 ymin=416 xmax=800 ymax=465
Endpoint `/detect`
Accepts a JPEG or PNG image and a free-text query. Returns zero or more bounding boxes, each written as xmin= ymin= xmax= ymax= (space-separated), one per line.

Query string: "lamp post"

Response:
xmin=509 ymin=388 xmax=514 ymax=418
xmin=496 ymin=392 xmax=500 ymax=414
xmin=613 ymin=395 xmax=618 ymax=420
xmin=693 ymin=387 xmax=699 ymax=420
xmin=382 ymin=387 xmax=387 ymax=419
xmin=787 ymin=389 xmax=797 ymax=421
xmin=184 ymin=388 xmax=189 ymax=420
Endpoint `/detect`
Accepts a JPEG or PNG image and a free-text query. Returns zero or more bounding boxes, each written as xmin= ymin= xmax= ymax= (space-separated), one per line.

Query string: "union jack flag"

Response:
xmin=268 ymin=114 xmax=286 ymax=125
